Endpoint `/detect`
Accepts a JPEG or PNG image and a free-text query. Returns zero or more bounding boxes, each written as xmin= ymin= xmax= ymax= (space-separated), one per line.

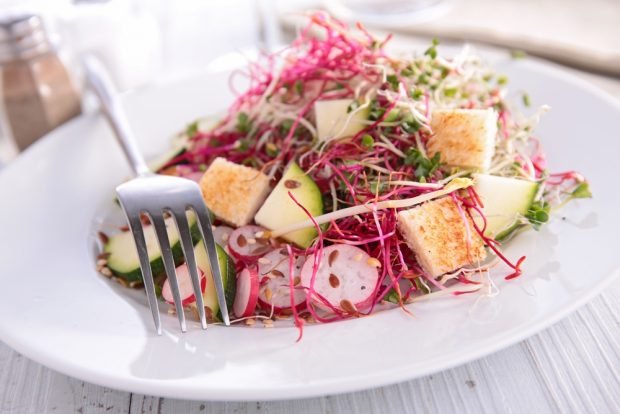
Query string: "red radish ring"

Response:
xmin=233 ymin=267 xmax=259 ymax=318
xmin=162 ymin=263 xmax=206 ymax=306
xmin=257 ymin=249 xmax=306 ymax=314
xmin=228 ymin=225 xmax=271 ymax=261
xmin=300 ymin=244 xmax=379 ymax=313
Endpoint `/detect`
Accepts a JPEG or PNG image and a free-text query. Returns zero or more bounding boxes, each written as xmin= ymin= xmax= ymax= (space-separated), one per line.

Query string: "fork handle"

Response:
xmin=83 ymin=56 xmax=151 ymax=177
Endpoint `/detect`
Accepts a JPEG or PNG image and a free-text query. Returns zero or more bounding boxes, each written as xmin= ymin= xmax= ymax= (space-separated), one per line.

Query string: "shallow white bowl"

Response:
xmin=0 ymin=57 xmax=618 ymax=401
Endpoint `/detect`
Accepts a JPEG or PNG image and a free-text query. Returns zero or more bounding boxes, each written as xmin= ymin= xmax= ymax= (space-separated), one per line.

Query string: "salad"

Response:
xmin=96 ymin=12 xmax=591 ymax=336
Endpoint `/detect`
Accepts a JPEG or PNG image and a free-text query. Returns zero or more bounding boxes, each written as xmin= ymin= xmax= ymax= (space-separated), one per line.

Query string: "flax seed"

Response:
xmin=271 ymin=269 xmax=285 ymax=278
xmin=367 ymin=257 xmax=382 ymax=268
xmin=264 ymin=287 xmax=273 ymax=301
xmin=329 ymin=273 xmax=340 ymax=288
xmin=340 ymin=299 xmax=358 ymax=314
xmin=97 ymin=231 xmax=109 ymax=245
xmin=328 ymin=249 xmax=339 ymax=266
xmin=245 ymin=318 xmax=256 ymax=326
xmin=237 ymin=234 xmax=247 ymax=247
xmin=96 ymin=252 xmax=111 ymax=261
xmin=284 ymin=179 xmax=301 ymax=189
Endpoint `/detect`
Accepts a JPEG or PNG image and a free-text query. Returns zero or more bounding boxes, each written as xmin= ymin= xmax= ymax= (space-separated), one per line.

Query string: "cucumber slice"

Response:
xmin=314 ymin=99 xmax=369 ymax=141
xmin=254 ymin=162 xmax=324 ymax=248
xmin=148 ymin=144 xmax=186 ymax=173
xmin=473 ymin=173 xmax=539 ymax=240
xmin=193 ymin=240 xmax=236 ymax=322
xmin=104 ymin=214 xmax=201 ymax=283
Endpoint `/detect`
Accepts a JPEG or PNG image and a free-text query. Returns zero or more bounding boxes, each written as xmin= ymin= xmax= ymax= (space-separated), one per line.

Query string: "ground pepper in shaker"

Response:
xmin=0 ymin=14 xmax=81 ymax=151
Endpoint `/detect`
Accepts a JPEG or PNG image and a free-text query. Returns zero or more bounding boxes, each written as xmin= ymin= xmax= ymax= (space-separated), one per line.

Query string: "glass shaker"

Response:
xmin=0 ymin=14 xmax=81 ymax=152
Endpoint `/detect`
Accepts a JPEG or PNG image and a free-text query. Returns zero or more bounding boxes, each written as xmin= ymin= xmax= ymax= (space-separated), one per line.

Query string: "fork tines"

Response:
xmin=116 ymin=176 xmax=230 ymax=335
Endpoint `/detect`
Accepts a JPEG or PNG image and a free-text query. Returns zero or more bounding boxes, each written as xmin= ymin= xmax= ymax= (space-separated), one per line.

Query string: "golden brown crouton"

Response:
xmin=397 ymin=196 xmax=487 ymax=277
xmin=427 ymin=108 xmax=497 ymax=171
xmin=199 ymin=157 xmax=271 ymax=227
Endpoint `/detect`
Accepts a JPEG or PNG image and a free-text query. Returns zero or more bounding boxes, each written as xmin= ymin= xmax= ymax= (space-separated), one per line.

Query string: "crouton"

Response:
xmin=427 ymin=108 xmax=497 ymax=171
xmin=199 ymin=157 xmax=271 ymax=227
xmin=397 ymin=196 xmax=487 ymax=277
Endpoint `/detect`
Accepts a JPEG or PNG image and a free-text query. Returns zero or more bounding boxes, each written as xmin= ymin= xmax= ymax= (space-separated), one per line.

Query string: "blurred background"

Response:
xmin=0 ymin=0 xmax=617 ymax=164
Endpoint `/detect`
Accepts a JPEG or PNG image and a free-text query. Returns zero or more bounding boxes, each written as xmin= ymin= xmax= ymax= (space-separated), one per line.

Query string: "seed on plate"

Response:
xmin=97 ymin=231 xmax=109 ymax=245
xmin=293 ymin=276 xmax=301 ymax=286
xmin=262 ymin=319 xmax=274 ymax=327
xmin=328 ymin=249 xmax=339 ymax=266
xmin=354 ymin=253 xmax=363 ymax=261
xmin=340 ymin=299 xmax=358 ymax=314
xmin=246 ymin=238 xmax=257 ymax=244
xmin=271 ymin=269 xmax=285 ymax=278
xmin=264 ymin=287 xmax=273 ymax=301
xmin=367 ymin=257 xmax=381 ymax=268
xmin=284 ymin=179 xmax=301 ymax=189
xmin=258 ymin=257 xmax=271 ymax=265
xmin=275 ymin=314 xmax=291 ymax=320
xmin=96 ymin=259 xmax=107 ymax=267
xmin=329 ymin=273 xmax=340 ymax=288
xmin=100 ymin=267 xmax=112 ymax=277
xmin=245 ymin=318 xmax=256 ymax=326
xmin=113 ymin=277 xmax=129 ymax=288
xmin=237 ymin=234 xmax=247 ymax=247
xmin=303 ymin=314 xmax=317 ymax=324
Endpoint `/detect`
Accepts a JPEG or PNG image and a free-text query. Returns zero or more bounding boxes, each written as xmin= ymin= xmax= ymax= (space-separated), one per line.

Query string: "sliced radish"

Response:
xmin=257 ymin=249 xmax=306 ymax=313
xmin=185 ymin=171 xmax=205 ymax=183
xmin=233 ymin=267 xmax=259 ymax=318
xmin=212 ymin=225 xmax=234 ymax=253
xmin=228 ymin=225 xmax=272 ymax=261
xmin=162 ymin=263 xmax=206 ymax=306
xmin=300 ymin=244 xmax=379 ymax=313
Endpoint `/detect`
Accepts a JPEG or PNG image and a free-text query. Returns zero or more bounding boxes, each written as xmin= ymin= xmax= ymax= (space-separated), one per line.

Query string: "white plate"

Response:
xmin=0 ymin=58 xmax=618 ymax=401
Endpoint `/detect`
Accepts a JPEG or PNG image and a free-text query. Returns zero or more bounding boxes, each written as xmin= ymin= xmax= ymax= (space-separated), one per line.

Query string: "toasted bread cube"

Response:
xmin=397 ymin=196 xmax=487 ymax=277
xmin=427 ymin=108 xmax=497 ymax=171
xmin=199 ymin=157 xmax=271 ymax=227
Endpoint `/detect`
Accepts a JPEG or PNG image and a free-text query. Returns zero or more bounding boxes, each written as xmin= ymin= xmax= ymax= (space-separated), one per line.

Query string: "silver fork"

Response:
xmin=84 ymin=56 xmax=230 ymax=334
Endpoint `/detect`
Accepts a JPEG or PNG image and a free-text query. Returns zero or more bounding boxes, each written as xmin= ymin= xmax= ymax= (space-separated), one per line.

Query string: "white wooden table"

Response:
xmin=1 ymin=1 xmax=620 ymax=412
